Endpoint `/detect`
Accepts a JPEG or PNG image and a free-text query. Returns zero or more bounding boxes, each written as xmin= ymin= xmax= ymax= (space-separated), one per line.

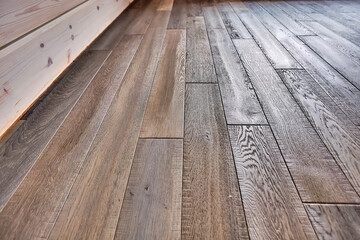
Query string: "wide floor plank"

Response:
xmin=168 ymin=0 xmax=187 ymax=29
xmin=186 ymin=17 xmax=217 ymax=83
xmin=305 ymin=204 xmax=360 ymax=240
xmin=183 ymin=84 xmax=249 ymax=239
xmin=203 ymin=6 xmax=225 ymax=29
xmin=229 ymin=125 xmax=317 ymax=240
xmin=115 ymin=139 xmax=183 ymax=239
xmin=208 ymin=29 xmax=266 ymax=124
xmin=48 ymin=12 xmax=170 ymax=240
xmin=0 ymin=50 xmax=110 ymax=211
xmin=234 ymin=38 xmax=359 ymax=203
xmin=140 ymin=30 xmax=185 ymax=138
xmin=0 ymin=36 xmax=142 ymax=239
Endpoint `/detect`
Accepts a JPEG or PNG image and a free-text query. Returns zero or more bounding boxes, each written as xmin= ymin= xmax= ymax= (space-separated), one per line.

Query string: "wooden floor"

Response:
xmin=1 ymin=0 xmax=360 ymax=239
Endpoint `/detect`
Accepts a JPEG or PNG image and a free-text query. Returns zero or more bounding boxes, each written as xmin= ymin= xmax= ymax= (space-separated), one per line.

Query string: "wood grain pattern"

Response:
xmin=203 ymin=6 xmax=225 ymax=29
xmin=305 ymin=204 xmax=360 ymax=240
xmin=157 ymin=0 xmax=174 ymax=11
xmin=0 ymin=36 xmax=142 ymax=239
xmin=249 ymin=5 xmax=360 ymax=126
xmin=0 ymin=50 xmax=110 ymax=211
xmin=217 ymin=2 xmax=251 ymax=39
xmin=168 ymin=0 xmax=187 ymax=29
xmin=48 ymin=12 xmax=170 ymax=240
xmin=186 ymin=17 xmax=217 ymax=83
xmin=183 ymin=84 xmax=249 ymax=239
xmin=140 ymin=30 xmax=185 ymax=138
xmin=228 ymin=125 xmax=317 ymax=240
xmin=115 ymin=139 xmax=183 ymax=239
xmin=279 ymin=69 xmax=360 ymax=196
xmin=0 ymin=0 xmax=86 ymax=47
xmin=237 ymin=9 xmax=301 ymax=69
xmin=272 ymin=1 xmax=312 ymax=21
xmin=300 ymin=35 xmax=360 ymax=89
xmin=234 ymin=38 xmax=360 ymax=203
xmin=208 ymin=28 xmax=266 ymax=124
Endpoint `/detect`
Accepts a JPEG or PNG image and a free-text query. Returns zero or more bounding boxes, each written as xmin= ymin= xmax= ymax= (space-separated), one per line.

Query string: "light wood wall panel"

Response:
xmin=0 ymin=0 xmax=133 ymax=138
xmin=0 ymin=0 xmax=87 ymax=47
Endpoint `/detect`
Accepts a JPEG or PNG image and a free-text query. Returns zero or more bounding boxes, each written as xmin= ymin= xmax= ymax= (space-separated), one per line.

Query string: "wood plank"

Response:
xmin=305 ymin=204 xmax=360 ymax=239
xmin=249 ymin=5 xmax=360 ymax=126
xmin=272 ymin=1 xmax=312 ymax=21
xmin=140 ymin=30 xmax=185 ymax=138
xmin=186 ymin=0 xmax=202 ymax=17
xmin=0 ymin=0 xmax=133 ymax=138
xmin=0 ymin=0 xmax=86 ymax=47
xmin=234 ymin=38 xmax=360 ymax=203
xmin=217 ymin=2 xmax=251 ymax=39
xmin=203 ymin=6 xmax=225 ymax=29
xmin=48 ymin=12 xmax=170 ymax=240
xmin=279 ymin=69 xmax=360 ymax=196
xmin=183 ymin=84 xmax=249 ymax=239
xmin=157 ymin=0 xmax=174 ymax=11
xmin=300 ymin=21 xmax=360 ymax=63
xmin=236 ymin=9 xmax=301 ymax=69
xmin=0 ymin=120 xmax=25 ymax=147
xmin=0 ymin=50 xmax=110 ymax=211
xmin=168 ymin=0 xmax=187 ymax=29
xmin=257 ymin=2 xmax=313 ymax=36
xmin=208 ymin=29 xmax=266 ymax=124
xmin=229 ymin=1 xmax=249 ymax=13
xmin=300 ymin=36 xmax=360 ymax=89
xmin=0 ymin=35 xmax=142 ymax=239
xmin=115 ymin=139 xmax=183 ymax=239
xmin=228 ymin=125 xmax=317 ymax=240
xmin=125 ymin=7 xmax=154 ymax=35
xmin=186 ymin=17 xmax=217 ymax=83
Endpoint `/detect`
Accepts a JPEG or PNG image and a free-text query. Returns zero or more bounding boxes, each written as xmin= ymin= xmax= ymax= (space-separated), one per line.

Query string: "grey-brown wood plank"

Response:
xmin=229 ymin=125 xmax=317 ymax=240
xmin=168 ymin=0 xmax=187 ymax=29
xmin=203 ymin=6 xmax=225 ymax=29
xmin=305 ymin=204 xmax=360 ymax=240
xmin=186 ymin=17 xmax=217 ymax=83
xmin=247 ymin=4 xmax=360 ymax=126
xmin=140 ymin=30 xmax=185 ymax=138
xmin=217 ymin=2 xmax=251 ymax=39
xmin=48 ymin=12 xmax=170 ymax=240
xmin=0 ymin=50 xmax=110 ymax=211
xmin=237 ymin=7 xmax=301 ymax=69
xmin=0 ymin=36 xmax=142 ymax=239
xmin=279 ymin=69 xmax=360 ymax=196
xmin=234 ymin=38 xmax=359 ymax=203
xmin=183 ymin=84 xmax=249 ymax=239
xmin=208 ymin=29 xmax=267 ymax=124
xmin=115 ymin=139 xmax=183 ymax=239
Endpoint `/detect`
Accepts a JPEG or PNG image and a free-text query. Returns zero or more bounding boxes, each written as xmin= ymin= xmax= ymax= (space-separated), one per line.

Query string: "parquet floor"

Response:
xmin=0 ymin=0 xmax=360 ymax=239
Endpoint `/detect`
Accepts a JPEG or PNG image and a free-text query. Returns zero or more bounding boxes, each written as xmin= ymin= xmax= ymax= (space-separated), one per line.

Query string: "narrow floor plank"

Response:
xmin=186 ymin=0 xmax=202 ymax=17
xmin=0 ymin=120 xmax=25 ymax=148
xmin=305 ymin=204 xmax=360 ymax=240
xmin=115 ymin=139 xmax=182 ymax=239
xmin=234 ymin=38 xmax=359 ymax=203
xmin=249 ymin=5 xmax=360 ymax=126
xmin=0 ymin=36 xmax=142 ymax=239
xmin=48 ymin=12 xmax=170 ymax=240
xmin=0 ymin=50 xmax=110 ymax=211
xmin=217 ymin=2 xmax=251 ymax=39
xmin=229 ymin=125 xmax=317 ymax=240
xmin=208 ymin=29 xmax=267 ymax=124
xmin=182 ymin=84 xmax=249 ymax=239
xmin=272 ymin=1 xmax=312 ymax=21
xmin=237 ymin=7 xmax=301 ymax=69
xmin=140 ymin=30 xmax=185 ymax=138
xmin=203 ymin=6 xmax=225 ymax=29
xmin=300 ymin=35 xmax=360 ymax=89
xmin=168 ymin=0 xmax=187 ymax=29
xmin=186 ymin=17 xmax=217 ymax=83
xmin=279 ymin=69 xmax=360 ymax=196
xmin=157 ymin=0 xmax=174 ymax=11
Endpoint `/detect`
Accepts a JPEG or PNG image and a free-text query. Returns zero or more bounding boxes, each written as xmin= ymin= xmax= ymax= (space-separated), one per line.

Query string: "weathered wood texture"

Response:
xmin=305 ymin=204 xmax=360 ymax=240
xmin=186 ymin=17 xmax=217 ymax=83
xmin=48 ymin=12 xmax=170 ymax=240
xmin=208 ymin=29 xmax=266 ymax=124
xmin=115 ymin=139 xmax=183 ymax=239
xmin=229 ymin=125 xmax=317 ymax=240
xmin=0 ymin=50 xmax=110 ymax=211
xmin=0 ymin=36 xmax=142 ymax=239
xmin=203 ymin=6 xmax=225 ymax=29
xmin=183 ymin=84 xmax=249 ymax=239
xmin=0 ymin=0 xmax=86 ymax=47
xmin=0 ymin=0 xmax=133 ymax=138
xmin=279 ymin=70 xmax=360 ymax=196
xmin=140 ymin=30 xmax=185 ymax=138
xmin=234 ymin=38 xmax=359 ymax=203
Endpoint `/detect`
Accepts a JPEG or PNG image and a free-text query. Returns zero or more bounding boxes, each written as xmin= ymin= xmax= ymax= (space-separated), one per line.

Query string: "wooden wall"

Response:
xmin=0 ymin=0 xmax=133 ymax=137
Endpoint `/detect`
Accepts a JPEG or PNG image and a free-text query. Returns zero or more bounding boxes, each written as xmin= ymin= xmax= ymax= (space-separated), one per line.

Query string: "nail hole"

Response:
xmin=40 ymin=43 xmax=44 ymax=48
xmin=69 ymin=24 xmax=72 ymax=29
xmin=97 ymin=6 xmax=100 ymax=10
xmin=71 ymin=35 xmax=75 ymax=40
